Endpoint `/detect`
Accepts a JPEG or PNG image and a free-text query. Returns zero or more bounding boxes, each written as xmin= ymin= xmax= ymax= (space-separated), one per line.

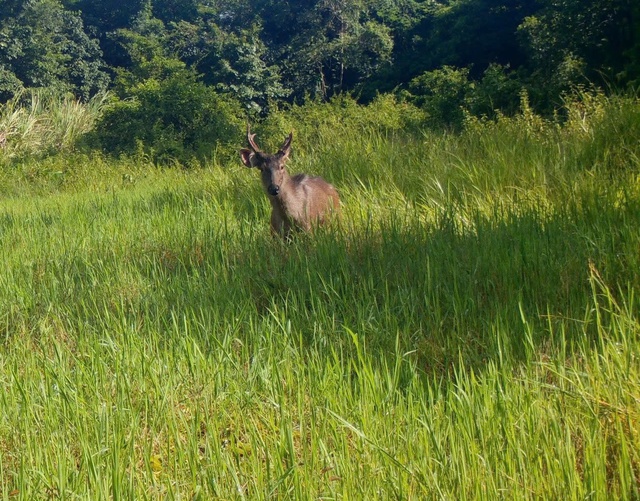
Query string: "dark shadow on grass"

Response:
xmin=234 ymin=193 xmax=640 ymax=378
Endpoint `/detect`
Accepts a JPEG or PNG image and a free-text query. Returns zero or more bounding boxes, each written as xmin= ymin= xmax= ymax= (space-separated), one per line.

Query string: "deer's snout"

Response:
xmin=267 ymin=184 xmax=280 ymax=196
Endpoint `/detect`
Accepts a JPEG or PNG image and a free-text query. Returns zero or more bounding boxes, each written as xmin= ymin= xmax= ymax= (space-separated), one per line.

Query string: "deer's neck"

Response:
xmin=269 ymin=176 xmax=303 ymax=219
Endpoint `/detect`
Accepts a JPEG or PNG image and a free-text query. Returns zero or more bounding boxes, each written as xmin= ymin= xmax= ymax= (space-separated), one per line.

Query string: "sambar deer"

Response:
xmin=240 ymin=127 xmax=340 ymax=240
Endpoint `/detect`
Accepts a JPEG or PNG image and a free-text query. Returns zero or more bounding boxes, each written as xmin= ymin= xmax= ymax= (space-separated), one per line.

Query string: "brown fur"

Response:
xmin=240 ymin=129 xmax=340 ymax=240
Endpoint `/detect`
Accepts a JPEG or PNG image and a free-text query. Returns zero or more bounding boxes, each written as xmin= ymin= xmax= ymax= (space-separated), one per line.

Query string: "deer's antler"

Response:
xmin=279 ymin=132 xmax=293 ymax=154
xmin=247 ymin=124 xmax=261 ymax=152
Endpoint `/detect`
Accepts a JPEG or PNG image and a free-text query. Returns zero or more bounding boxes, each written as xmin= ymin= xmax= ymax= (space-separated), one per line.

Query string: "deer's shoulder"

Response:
xmin=294 ymin=173 xmax=335 ymax=190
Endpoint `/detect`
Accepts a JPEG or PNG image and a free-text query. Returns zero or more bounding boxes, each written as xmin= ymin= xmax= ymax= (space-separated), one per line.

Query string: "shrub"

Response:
xmin=466 ymin=64 xmax=522 ymax=119
xmin=407 ymin=66 xmax=472 ymax=130
xmin=93 ymin=67 xmax=243 ymax=164
xmin=256 ymin=93 xmax=425 ymax=152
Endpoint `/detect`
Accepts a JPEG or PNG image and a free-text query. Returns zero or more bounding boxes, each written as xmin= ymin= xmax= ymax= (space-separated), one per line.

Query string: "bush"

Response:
xmin=407 ymin=66 xmax=472 ymax=130
xmin=254 ymin=93 xmax=425 ymax=153
xmin=407 ymin=64 xmax=525 ymax=130
xmin=93 ymin=67 xmax=243 ymax=164
xmin=466 ymin=64 xmax=522 ymax=119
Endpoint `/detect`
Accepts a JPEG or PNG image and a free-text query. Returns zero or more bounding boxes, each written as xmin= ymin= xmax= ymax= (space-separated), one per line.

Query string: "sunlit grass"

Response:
xmin=0 ymin=93 xmax=639 ymax=499
xmin=0 ymin=89 xmax=109 ymax=161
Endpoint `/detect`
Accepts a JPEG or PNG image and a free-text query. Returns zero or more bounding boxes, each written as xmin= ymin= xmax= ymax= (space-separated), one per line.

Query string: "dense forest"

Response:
xmin=1 ymin=0 xmax=639 ymax=159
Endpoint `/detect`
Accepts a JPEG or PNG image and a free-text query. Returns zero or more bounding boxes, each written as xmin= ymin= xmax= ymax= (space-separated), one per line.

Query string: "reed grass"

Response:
xmin=0 ymin=89 xmax=108 ymax=160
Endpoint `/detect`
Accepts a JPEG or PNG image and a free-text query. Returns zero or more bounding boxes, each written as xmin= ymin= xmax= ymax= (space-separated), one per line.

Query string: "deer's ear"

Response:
xmin=240 ymin=148 xmax=255 ymax=167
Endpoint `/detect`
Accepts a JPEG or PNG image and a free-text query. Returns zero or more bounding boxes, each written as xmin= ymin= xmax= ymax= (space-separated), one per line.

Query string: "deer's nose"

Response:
xmin=268 ymin=185 xmax=280 ymax=196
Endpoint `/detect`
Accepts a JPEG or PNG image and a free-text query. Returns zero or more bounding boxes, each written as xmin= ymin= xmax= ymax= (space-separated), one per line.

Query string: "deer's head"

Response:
xmin=240 ymin=127 xmax=293 ymax=197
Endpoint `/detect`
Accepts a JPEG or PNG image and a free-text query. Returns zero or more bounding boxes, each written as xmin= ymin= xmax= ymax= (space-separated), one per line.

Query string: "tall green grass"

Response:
xmin=0 ymin=89 xmax=108 ymax=161
xmin=0 ymin=92 xmax=639 ymax=499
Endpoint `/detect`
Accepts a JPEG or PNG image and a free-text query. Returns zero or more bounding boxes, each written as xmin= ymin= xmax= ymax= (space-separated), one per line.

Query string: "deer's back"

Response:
xmin=292 ymin=174 xmax=340 ymax=220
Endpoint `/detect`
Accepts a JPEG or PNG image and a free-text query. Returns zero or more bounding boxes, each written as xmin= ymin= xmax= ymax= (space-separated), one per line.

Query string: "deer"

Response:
xmin=240 ymin=127 xmax=340 ymax=240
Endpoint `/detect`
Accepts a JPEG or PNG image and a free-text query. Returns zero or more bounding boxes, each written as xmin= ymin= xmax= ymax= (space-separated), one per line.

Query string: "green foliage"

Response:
xmin=88 ymin=6 xmax=244 ymax=163
xmin=255 ymin=93 xmax=425 ymax=160
xmin=407 ymin=66 xmax=472 ymax=130
xmin=0 ymin=0 xmax=109 ymax=102
xmin=466 ymin=64 xmax=523 ymax=118
xmin=94 ymin=66 xmax=243 ymax=163
xmin=110 ymin=1 xmax=172 ymax=83
xmin=0 ymin=64 xmax=22 ymax=101
xmin=111 ymin=5 xmax=287 ymax=118
xmin=67 ymin=0 xmax=147 ymax=67
xmin=2 ymin=0 xmax=639 ymax=137
xmin=518 ymin=0 xmax=639 ymax=101
xmin=560 ymin=88 xmax=640 ymax=174
xmin=253 ymin=0 xmax=395 ymax=100
xmin=197 ymin=23 xmax=290 ymax=115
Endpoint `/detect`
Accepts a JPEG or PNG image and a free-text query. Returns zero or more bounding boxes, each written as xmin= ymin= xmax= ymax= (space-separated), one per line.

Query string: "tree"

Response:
xmin=63 ymin=0 xmax=146 ymax=70
xmin=0 ymin=0 xmax=109 ymax=101
xmin=197 ymin=23 xmax=289 ymax=115
xmin=519 ymin=0 xmax=640 ymax=91
xmin=251 ymin=0 xmax=393 ymax=100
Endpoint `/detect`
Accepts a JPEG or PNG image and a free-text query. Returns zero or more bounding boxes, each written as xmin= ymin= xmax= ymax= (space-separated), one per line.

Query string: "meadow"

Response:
xmin=0 ymin=91 xmax=639 ymax=499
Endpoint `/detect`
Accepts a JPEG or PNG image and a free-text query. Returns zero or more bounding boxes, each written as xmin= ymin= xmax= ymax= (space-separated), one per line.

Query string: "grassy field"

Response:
xmin=0 ymin=92 xmax=639 ymax=499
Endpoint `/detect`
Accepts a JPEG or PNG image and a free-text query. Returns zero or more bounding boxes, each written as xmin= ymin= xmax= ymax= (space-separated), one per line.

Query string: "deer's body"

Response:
xmin=240 ymin=129 xmax=340 ymax=239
